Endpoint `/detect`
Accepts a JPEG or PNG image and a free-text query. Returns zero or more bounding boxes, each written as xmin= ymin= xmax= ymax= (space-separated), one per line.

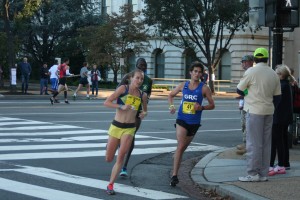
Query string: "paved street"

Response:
xmin=0 ymin=98 xmax=241 ymax=199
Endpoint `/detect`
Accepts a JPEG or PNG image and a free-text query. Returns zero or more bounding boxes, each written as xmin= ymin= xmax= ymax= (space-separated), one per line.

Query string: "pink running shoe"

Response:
xmin=268 ymin=167 xmax=276 ymax=176
xmin=275 ymin=166 xmax=286 ymax=174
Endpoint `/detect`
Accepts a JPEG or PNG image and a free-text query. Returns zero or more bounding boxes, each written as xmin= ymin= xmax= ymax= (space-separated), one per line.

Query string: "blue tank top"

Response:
xmin=177 ymin=81 xmax=204 ymax=124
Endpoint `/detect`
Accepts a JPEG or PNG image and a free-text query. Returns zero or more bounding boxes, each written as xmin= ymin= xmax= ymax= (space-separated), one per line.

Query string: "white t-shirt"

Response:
xmin=49 ymin=65 xmax=58 ymax=79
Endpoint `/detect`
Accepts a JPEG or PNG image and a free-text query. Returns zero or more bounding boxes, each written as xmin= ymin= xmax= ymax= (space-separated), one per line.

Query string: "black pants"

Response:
xmin=270 ymin=124 xmax=290 ymax=167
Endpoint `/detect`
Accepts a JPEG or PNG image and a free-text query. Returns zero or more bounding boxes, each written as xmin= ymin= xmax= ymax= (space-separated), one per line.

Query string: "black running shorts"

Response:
xmin=175 ymin=119 xmax=201 ymax=136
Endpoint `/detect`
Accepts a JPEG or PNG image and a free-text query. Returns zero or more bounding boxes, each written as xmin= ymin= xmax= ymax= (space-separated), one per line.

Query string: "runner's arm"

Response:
xmin=139 ymin=93 xmax=148 ymax=119
xmin=201 ymin=85 xmax=215 ymax=110
xmin=168 ymin=82 xmax=184 ymax=114
xmin=104 ymin=85 xmax=131 ymax=110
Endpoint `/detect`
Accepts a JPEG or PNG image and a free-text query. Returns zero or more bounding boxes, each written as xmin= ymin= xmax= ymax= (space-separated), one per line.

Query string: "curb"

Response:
xmin=191 ymin=148 xmax=269 ymax=200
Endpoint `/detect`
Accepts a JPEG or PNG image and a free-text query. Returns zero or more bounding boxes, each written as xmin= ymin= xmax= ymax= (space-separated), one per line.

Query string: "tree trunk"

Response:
xmin=208 ymin=66 xmax=215 ymax=94
xmin=3 ymin=1 xmax=16 ymax=92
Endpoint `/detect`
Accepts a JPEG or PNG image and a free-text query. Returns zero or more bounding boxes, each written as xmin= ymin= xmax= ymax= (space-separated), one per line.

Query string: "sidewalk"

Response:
xmin=192 ymin=146 xmax=300 ymax=200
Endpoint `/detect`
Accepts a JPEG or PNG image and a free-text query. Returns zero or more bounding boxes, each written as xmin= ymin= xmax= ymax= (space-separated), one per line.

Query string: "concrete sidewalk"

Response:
xmin=192 ymin=146 xmax=300 ymax=200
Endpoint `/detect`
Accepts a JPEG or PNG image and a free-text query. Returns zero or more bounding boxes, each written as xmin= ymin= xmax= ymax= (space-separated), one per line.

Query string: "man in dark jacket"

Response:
xmin=19 ymin=57 xmax=32 ymax=94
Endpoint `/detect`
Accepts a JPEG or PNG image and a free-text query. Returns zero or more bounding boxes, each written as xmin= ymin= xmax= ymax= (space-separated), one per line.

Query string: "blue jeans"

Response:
xmin=21 ymin=73 xmax=30 ymax=93
xmin=40 ymin=78 xmax=48 ymax=94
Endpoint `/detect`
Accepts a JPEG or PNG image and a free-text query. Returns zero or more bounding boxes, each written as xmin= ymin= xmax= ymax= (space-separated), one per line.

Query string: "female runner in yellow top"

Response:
xmin=103 ymin=69 xmax=148 ymax=195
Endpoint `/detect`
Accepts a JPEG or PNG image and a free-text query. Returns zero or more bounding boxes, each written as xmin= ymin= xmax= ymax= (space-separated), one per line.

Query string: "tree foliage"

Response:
xmin=0 ymin=0 xmax=41 ymax=87
xmin=17 ymin=0 xmax=102 ymax=68
xmin=78 ymin=5 xmax=150 ymax=83
xmin=143 ymin=0 xmax=249 ymax=91
xmin=0 ymin=0 xmax=102 ymax=82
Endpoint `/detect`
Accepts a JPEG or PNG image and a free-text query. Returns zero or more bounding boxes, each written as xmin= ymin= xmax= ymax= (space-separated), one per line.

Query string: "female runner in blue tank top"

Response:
xmin=168 ymin=61 xmax=215 ymax=187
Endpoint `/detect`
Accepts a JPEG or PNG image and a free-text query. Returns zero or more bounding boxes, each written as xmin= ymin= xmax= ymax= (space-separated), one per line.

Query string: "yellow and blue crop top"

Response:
xmin=117 ymin=85 xmax=143 ymax=111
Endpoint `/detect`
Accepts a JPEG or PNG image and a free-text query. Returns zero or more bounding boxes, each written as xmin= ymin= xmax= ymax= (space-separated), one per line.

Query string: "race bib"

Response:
xmin=125 ymin=94 xmax=141 ymax=110
xmin=182 ymin=101 xmax=196 ymax=114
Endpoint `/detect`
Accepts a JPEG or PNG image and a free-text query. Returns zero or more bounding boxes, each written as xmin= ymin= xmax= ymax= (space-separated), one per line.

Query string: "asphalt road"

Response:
xmin=0 ymin=98 xmax=241 ymax=200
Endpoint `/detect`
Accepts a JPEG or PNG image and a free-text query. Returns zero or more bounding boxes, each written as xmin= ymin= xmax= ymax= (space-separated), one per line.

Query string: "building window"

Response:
xmin=219 ymin=50 xmax=231 ymax=80
xmin=155 ymin=49 xmax=165 ymax=78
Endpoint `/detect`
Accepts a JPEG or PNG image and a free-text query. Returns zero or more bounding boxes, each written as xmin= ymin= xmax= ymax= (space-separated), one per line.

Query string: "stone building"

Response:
xmin=102 ymin=0 xmax=300 ymax=87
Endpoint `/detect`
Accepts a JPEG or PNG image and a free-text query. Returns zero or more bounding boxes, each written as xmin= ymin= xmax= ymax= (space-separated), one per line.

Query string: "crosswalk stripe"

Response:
xmin=0 ymin=139 xmax=177 ymax=151
xmin=14 ymin=165 xmax=188 ymax=199
xmin=0 ymin=125 xmax=82 ymax=131
xmin=0 ymin=129 xmax=106 ymax=136
xmin=0 ymin=117 xmax=23 ymax=121
xmin=0 ymin=121 xmax=50 ymax=126
xmin=0 ymin=145 xmax=220 ymax=161
xmin=0 ymin=178 xmax=103 ymax=200
xmin=0 ymin=135 xmax=150 ymax=143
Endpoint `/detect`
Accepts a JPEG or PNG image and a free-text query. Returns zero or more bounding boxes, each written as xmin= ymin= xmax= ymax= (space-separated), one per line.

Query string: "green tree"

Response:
xmin=78 ymin=5 xmax=149 ymax=84
xmin=143 ymin=0 xmax=248 ymax=92
xmin=0 ymin=0 xmax=41 ymax=88
xmin=17 ymin=0 xmax=102 ymax=72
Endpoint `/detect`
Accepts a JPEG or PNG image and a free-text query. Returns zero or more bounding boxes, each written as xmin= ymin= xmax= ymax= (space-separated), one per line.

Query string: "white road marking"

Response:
xmin=0 ymin=178 xmax=103 ymax=200
xmin=0 ymin=135 xmax=150 ymax=143
xmin=0 ymin=121 xmax=50 ymax=126
xmin=0 ymin=139 xmax=178 ymax=151
xmin=0 ymin=129 xmax=106 ymax=136
xmin=0 ymin=145 xmax=221 ymax=161
xmin=0 ymin=125 xmax=81 ymax=131
xmin=0 ymin=117 xmax=23 ymax=121
xmin=12 ymin=165 xmax=188 ymax=199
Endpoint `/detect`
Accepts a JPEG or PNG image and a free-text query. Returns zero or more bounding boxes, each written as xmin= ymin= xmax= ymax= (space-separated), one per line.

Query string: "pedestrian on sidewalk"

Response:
xmin=18 ymin=57 xmax=32 ymax=94
xmin=118 ymin=58 xmax=153 ymax=177
xmin=237 ymin=48 xmax=281 ymax=182
xmin=236 ymin=55 xmax=254 ymax=155
xmin=39 ymin=63 xmax=50 ymax=95
xmin=269 ymin=64 xmax=294 ymax=176
xmin=50 ymin=58 xmax=73 ymax=104
xmin=104 ymin=69 xmax=148 ymax=195
xmin=91 ymin=64 xmax=100 ymax=96
xmin=168 ymin=61 xmax=215 ymax=187
xmin=73 ymin=62 xmax=90 ymax=100
xmin=49 ymin=60 xmax=59 ymax=92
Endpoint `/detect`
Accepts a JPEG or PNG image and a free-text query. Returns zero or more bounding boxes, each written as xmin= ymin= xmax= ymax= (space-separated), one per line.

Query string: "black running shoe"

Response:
xmin=50 ymin=98 xmax=54 ymax=105
xmin=54 ymin=99 xmax=60 ymax=103
xmin=170 ymin=176 xmax=179 ymax=187
xmin=65 ymin=100 xmax=70 ymax=104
